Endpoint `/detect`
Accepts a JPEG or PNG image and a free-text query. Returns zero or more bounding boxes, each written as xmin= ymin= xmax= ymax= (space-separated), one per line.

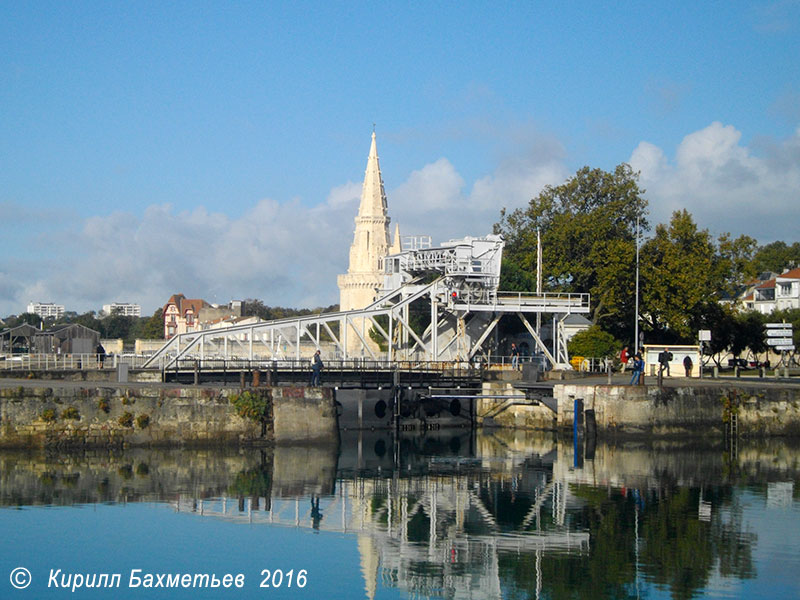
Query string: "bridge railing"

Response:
xmin=0 ymin=353 xmax=153 ymax=371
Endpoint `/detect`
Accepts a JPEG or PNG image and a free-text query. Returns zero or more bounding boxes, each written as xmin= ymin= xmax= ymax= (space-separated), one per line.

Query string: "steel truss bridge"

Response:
xmin=144 ymin=236 xmax=590 ymax=371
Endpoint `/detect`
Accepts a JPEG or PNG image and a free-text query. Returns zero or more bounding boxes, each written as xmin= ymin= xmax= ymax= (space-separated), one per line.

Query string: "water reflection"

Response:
xmin=1 ymin=432 xmax=799 ymax=600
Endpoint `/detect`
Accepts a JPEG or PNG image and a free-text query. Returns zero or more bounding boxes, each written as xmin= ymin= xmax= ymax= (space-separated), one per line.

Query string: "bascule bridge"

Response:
xmin=144 ymin=132 xmax=589 ymax=372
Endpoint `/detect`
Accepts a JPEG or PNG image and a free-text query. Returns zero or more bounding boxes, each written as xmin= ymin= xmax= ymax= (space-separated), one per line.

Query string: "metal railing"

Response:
xmin=0 ymin=353 xmax=153 ymax=371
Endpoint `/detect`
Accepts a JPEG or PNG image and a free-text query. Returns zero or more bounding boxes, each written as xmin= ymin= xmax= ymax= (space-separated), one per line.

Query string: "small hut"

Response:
xmin=0 ymin=324 xmax=40 ymax=354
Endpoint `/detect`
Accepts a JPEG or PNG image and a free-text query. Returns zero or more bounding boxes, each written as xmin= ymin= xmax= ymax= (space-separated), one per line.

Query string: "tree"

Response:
xmin=640 ymin=210 xmax=717 ymax=341
xmin=567 ymin=326 xmax=620 ymax=358
xmin=714 ymin=233 xmax=758 ymax=297
xmin=749 ymin=241 xmax=800 ymax=274
xmin=495 ymin=164 xmax=648 ymax=339
xmin=133 ymin=308 xmax=164 ymax=340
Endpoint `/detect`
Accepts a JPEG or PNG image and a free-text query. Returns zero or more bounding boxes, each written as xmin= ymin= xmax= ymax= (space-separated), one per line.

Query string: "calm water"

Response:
xmin=1 ymin=431 xmax=799 ymax=599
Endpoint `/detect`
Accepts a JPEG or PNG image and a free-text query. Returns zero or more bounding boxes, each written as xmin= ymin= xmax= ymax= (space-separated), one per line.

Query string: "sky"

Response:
xmin=1 ymin=1 xmax=799 ymax=317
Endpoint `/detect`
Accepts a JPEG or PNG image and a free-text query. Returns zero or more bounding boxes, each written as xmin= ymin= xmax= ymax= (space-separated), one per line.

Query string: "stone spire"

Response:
xmin=337 ymin=131 xmax=393 ymax=354
xmin=346 ymin=131 xmax=391 ymax=274
xmin=338 ymin=132 xmax=391 ymax=311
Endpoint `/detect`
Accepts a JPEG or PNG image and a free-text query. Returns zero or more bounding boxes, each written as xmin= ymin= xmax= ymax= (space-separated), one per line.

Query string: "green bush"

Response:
xmin=135 ymin=413 xmax=151 ymax=429
xmin=61 ymin=407 xmax=80 ymax=420
xmin=41 ymin=408 xmax=57 ymax=423
xmin=98 ymin=399 xmax=110 ymax=414
xmin=230 ymin=391 xmax=270 ymax=422
xmin=118 ymin=411 xmax=134 ymax=428
xmin=567 ymin=326 xmax=620 ymax=359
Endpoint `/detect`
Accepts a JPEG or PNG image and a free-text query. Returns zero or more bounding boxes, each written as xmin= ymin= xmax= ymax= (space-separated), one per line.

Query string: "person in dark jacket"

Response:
xmin=683 ymin=355 xmax=693 ymax=377
xmin=310 ymin=350 xmax=324 ymax=386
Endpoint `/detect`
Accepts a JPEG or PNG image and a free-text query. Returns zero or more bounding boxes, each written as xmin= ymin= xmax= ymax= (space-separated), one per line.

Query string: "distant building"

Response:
xmin=162 ymin=295 xmax=243 ymax=339
xmin=26 ymin=302 xmax=65 ymax=320
xmin=737 ymin=268 xmax=800 ymax=314
xmin=102 ymin=303 xmax=142 ymax=317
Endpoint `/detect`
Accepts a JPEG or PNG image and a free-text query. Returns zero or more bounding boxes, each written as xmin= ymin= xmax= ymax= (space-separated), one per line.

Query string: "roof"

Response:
xmin=163 ymin=294 xmax=209 ymax=316
xmin=778 ymin=267 xmax=800 ymax=279
xmin=756 ymin=279 xmax=776 ymax=289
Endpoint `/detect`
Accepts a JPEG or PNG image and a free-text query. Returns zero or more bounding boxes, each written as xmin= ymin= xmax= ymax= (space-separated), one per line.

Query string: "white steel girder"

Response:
xmin=144 ymin=284 xmax=589 ymax=370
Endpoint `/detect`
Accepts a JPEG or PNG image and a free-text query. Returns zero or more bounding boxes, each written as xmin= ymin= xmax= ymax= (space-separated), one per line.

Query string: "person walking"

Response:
xmin=658 ymin=347 xmax=673 ymax=377
xmin=310 ymin=350 xmax=324 ymax=386
xmin=629 ymin=353 xmax=644 ymax=385
xmin=620 ymin=346 xmax=629 ymax=372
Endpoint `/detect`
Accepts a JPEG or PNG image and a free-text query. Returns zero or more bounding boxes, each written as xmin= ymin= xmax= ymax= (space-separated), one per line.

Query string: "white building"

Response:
xmin=26 ymin=302 xmax=65 ymax=319
xmin=101 ymin=303 xmax=142 ymax=317
xmin=740 ymin=267 xmax=800 ymax=314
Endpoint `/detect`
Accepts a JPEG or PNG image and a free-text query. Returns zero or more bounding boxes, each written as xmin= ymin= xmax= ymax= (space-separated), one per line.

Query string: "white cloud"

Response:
xmin=630 ymin=122 xmax=800 ymax=241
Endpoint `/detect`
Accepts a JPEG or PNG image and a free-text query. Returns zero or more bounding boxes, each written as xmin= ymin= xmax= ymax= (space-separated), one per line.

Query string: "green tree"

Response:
xmin=714 ymin=233 xmax=758 ymax=297
xmin=749 ymin=241 xmax=800 ymax=274
xmin=567 ymin=326 xmax=620 ymax=358
xmin=495 ymin=164 xmax=648 ymax=338
xmin=135 ymin=308 xmax=164 ymax=340
xmin=640 ymin=210 xmax=717 ymax=341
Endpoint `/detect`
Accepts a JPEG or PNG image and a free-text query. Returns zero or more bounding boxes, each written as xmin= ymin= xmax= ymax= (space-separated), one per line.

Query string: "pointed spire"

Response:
xmin=390 ymin=222 xmax=401 ymax=254
xmin=358 ymin=131 xmax=388 ymax=218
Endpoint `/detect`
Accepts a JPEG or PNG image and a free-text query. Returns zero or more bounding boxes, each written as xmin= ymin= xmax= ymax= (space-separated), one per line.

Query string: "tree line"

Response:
xmin=494 ymin=163 xmax=800 ymax=361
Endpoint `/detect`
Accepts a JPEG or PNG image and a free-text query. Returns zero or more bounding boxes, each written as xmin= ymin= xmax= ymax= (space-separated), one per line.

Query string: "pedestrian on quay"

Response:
xmin=629 ymin=353 xmax=644 ymax=385
xmin=658 ymin=347 xmax=673 ymax=377
xmin=310 ymin=349 xmax=324 ymax=386
xmin=620 ymin=345 xmax=629 ymax=372
xmin=511 ymin=343 xmax=520 ymax=370
xmin=683 ymin=355 xmax=693 ymax=377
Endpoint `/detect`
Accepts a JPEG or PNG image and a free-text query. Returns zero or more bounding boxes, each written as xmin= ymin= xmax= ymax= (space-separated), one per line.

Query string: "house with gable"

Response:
xmin=162 ymin=294 xmax=211 ymax=339
xmin=737 ymin=268 xmax=800 ymax=314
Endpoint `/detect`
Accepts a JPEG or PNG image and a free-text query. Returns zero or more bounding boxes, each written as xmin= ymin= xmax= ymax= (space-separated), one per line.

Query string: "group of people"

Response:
xmin=620 ymin=345 xmax=694 ymax=385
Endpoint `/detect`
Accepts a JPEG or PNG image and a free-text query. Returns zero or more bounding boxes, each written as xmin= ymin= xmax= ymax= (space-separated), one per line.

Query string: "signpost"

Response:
xmin=698 ymin=330 xmax=711 ymax=378
xmin=765 ymin=323 xmax=795 ymax=365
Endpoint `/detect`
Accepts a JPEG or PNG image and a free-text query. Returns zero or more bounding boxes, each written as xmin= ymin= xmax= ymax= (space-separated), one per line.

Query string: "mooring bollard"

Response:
xmin=713 ymin=366 xmax=719 ymax=378
xmin=252 ymin=368 xmax=261 ymax=387
xmin=194 ymin=360 xmax=199 ymax=385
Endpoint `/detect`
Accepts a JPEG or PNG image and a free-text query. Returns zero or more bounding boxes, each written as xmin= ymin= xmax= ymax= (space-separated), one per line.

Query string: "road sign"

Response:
xmin=766 ymin=328 xmax=792 ymax=337
xmin=775 ymin=345 xmax=796 ymax=351
xmin=698 ymin=329 xmax=711 ymax=341
xmin=767 ymin=337 xmax=794 ymax=346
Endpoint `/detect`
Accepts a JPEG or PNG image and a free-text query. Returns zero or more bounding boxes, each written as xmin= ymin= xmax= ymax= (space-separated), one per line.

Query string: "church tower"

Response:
xmin=337 ymin=131 xmax=392 ymax=354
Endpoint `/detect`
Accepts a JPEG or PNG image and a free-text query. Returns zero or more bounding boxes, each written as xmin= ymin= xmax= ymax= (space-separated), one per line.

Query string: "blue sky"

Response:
xmin=2 ymin=1 xmax=799 ymax=316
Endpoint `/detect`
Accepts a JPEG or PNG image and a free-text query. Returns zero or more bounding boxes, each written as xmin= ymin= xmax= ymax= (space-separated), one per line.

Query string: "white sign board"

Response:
xmin=767 ymin=337 xmax=794 ymax=346
xmin=767 ymin=329 xmax=793 ymax=337
xmin=698 ymin=329 xmax=711 ymax=341
xmin=775 ymin=345 xmax=796 ymax=351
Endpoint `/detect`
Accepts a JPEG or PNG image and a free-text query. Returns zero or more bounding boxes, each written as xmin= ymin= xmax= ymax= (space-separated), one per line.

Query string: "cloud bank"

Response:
xmin=1 ymin=122 xmax=798 ymax=317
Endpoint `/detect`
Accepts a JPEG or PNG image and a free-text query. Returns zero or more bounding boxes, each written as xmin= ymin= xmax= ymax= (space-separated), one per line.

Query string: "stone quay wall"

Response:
xmin=0 ymin=384 xmax=338 ymax=449
xmin=554 ymin=383 xmax=800 ymax=438
xmin=477 ymin=378 xmax=800 ymax=438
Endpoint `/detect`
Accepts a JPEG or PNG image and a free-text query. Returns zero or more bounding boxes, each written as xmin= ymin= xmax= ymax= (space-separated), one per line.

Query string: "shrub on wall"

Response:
xmin=135 ymin=413 xmax=150 ymax=429
xmin=118 ymin=411 xmax=134 ymax=428
xmin=61 ymin=407 xmax=80 ymax=420
xmin=41 ymin=409 xmax=56 ymax=423
xmin=98 ymin=399 xmax=110 ymax=414
xmin=230 ymin=390 xmax=271 ymax=437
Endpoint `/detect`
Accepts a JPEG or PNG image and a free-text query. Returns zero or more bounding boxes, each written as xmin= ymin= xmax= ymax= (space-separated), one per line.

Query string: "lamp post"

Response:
xmin=634 ymin=214 xmax=640 ymax=353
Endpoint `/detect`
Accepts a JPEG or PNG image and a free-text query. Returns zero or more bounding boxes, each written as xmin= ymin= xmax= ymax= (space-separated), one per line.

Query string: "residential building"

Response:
xmin=738 ymin=268 xmax=800 ymax=314
xmin=162 ymin=294 xmax=210 ymax=339
xmin=162 ymin=296 xmax=243 ymax=339
xmin=26 ymin=302 xmax=65 ymax=320
xmin=102 ymin=303 xmax=142 ymax=317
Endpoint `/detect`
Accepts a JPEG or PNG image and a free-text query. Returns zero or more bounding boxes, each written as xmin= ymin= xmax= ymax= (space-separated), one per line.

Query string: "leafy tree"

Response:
xmin=135 ymin=308 xmax=164 ymax=340
xmin=12 ymin=312 xmax=43 ymax=328
xmin=749 ymin=241 xmax=800 ymax=274
xmin=714 ymin=233 xmax=758 ymax=297
xmin=567 ymin=326 xmax=620 ymax=358
xmin=73 ymin=312 xmax=102 ymax=333
xmin=640 ymin=210 xmax=717 ymax=341
xmin=495 ymin=163 xmax=648 ymax=339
